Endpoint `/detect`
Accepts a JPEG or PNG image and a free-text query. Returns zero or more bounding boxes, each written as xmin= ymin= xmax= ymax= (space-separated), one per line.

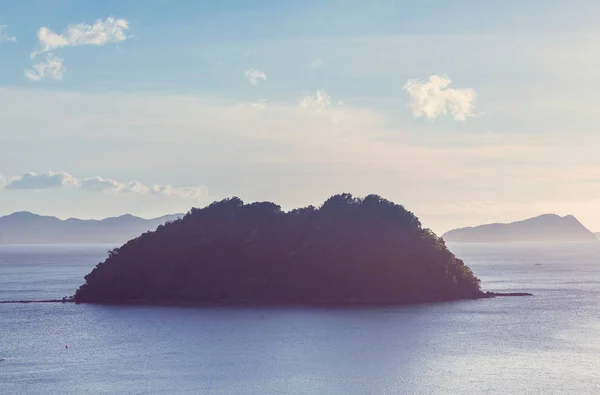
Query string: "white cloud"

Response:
xmin=25 ymin=16 xmax=128 ymax=81
xmin=0 ymin=25 xmax=16 ymax=42
xmin=300 ymin=90 xmax=333 ymax=112
xmin=24 ymin=54 xmax=65 ymax=82
xmin=5 ymin=171 xmax=206 ymax=201
xmin=79 ymin=177 xmax=146 ymax=194
xmin=79 ymin=178 xmax=207 ymax=200
xmin=5 ymin=171 xmax=78 ymax=190
xmin=126 ymin=181 xmax=152 ymax=195
xmin=79 ymin=177 xmax=206 ymax=199
xmin=32 ymin=16 xmax=129 ymax=58
xmin=403 ymin=74 xmax=477 ymax=121
xmin=152 ymin=185 xmax=208 ymax=200
xmin=80 ymin=177 xmax=122 ymax=192
xmin=299 ymin=90 xmax=349 ymax=124
xmin=310 ymin=58 xmax=323 ymax=69
xmin=244 ymin=69 xmax=267 ymax=86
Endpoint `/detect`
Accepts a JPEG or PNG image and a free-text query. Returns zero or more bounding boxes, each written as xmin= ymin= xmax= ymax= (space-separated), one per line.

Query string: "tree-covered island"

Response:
xmin=74 ymin=194 xmax=486 ymax=305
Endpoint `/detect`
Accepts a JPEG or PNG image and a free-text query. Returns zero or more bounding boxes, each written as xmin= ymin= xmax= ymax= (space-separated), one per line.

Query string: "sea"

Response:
xmin=1 ymin=242 xmax=600 ymax=395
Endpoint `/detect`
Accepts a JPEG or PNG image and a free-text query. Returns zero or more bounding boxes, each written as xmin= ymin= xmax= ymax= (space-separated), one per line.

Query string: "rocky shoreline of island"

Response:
xmin=0 ymin=291 xmax=533 ymax=306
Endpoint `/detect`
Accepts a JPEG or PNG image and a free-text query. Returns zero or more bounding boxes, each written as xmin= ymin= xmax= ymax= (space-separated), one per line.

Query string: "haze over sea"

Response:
xmin=1 ymin=243 xmax=599 ymax=394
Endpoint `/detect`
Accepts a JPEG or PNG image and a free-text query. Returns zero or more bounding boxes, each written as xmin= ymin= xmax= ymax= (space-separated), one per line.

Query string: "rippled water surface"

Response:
xmin=1 ymin=242 xmax=600 ymax=394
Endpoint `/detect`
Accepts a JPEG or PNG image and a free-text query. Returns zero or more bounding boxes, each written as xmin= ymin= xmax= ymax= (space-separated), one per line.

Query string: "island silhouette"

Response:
xmin=0 ymin=212 xmax=182 ymax=245
xmin=74 ymin=193 xmax=488 ymax=305
xmin=443 ymin=214 xmax=598 ymax=243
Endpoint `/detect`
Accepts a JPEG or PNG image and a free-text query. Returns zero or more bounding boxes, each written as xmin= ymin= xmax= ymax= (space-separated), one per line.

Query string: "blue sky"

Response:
xmin=2 ymin=0 xmax=600 ymax=233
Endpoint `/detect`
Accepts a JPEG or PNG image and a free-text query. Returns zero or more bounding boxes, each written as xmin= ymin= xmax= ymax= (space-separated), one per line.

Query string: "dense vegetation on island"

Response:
xmin=74 ymin=194 xmax=483 ymax=305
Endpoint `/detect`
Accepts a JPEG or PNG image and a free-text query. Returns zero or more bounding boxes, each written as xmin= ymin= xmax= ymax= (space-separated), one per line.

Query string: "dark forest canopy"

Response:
xmin=74 ymin=193 xmax=483 ymax=305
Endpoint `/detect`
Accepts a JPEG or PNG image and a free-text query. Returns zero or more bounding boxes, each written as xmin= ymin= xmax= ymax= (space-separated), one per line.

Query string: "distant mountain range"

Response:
xmin=0 ymin=212 xmax=183 ymax=245
xmin=442 ymin=214 xmax=598 ymax=243
xmin=3 ymin=211 xmax=598 ymax=245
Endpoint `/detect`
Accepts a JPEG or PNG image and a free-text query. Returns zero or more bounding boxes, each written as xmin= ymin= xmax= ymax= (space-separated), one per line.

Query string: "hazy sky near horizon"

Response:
xmin=2 ymin=0 xmax=600 ymax=233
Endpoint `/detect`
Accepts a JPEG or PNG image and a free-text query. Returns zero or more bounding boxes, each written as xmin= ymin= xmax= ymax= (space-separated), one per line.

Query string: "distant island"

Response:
xmin=0 ymin=212 xmax=182 ymax=245
xmin=74 ymin=194 xmax=486 ymax=305
xmin=443 ymin=214 xmax=598 ymax=243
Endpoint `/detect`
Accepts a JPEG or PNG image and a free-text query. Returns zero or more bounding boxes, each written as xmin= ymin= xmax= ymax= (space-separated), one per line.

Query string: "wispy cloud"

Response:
xmin=31 ymin=16 xmax=129 ymax=58
xmin=300 ymin=90 xmax=332 ymax=112
xmin=151 ymin=185 xmax=207 ymax=200
xmin=249 ymin=98 xmax=268 ymax=109
xmin=244 ymin=69 xmax=267 ymax=86
xmin=0 ymin=25 xmax=16 ymax=42
xmin=403 ymin=75 xmax=477 ymax=121
xmin=24 ymin=54 xmax=65 ymax=82
xmin=0 ymin=86 xmax=389 ymax=172
xmin=24 ymin=16 xmax=129 ymax=81
xmin=5 ymin=171 xmax=208 ymax=201
xmin=79 ymin=177 xmax=149 ymax=194
xmin=310 ymin=58 xmax=323 ymax=69
xmin=299 ymin=90 xmax=349 ymax=124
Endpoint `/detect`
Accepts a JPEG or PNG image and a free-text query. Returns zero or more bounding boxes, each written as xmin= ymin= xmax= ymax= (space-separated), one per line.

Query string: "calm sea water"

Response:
xmin=1 ymin=242 xmax=600 ymax=394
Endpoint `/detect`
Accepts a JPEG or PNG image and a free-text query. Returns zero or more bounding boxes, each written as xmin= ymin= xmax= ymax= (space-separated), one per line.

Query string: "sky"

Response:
xmin=1 ymin=0 xmax=600 ymax=234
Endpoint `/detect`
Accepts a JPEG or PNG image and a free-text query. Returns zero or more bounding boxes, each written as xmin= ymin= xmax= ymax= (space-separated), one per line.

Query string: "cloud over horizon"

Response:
xmin=5 ymin=171 xmax=78 ymax=190
xmin=403 ymin=75 xmax=477 ymax=121
xmin=5 ymin=171 xmax=208 ymax=201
